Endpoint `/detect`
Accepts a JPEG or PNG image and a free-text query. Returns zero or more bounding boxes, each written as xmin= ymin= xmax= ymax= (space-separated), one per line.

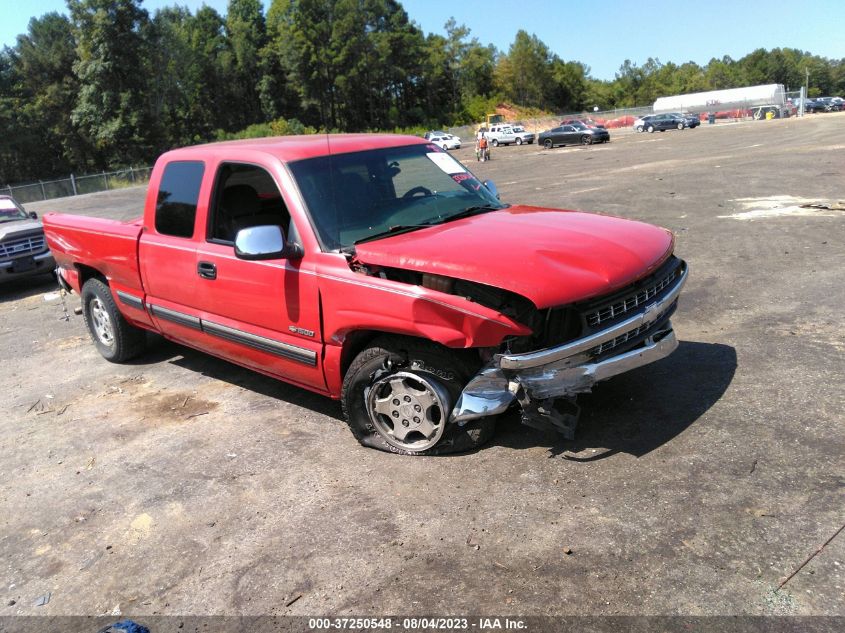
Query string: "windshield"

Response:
xmin=288 ymin=143 xmax=506 ymax=250
xmin=0 ymin=198 xmax=28 ymax=223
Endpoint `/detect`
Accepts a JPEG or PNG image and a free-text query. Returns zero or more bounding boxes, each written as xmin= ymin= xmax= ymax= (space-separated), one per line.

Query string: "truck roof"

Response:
xmin=160 ymin=134 xmax=429 ymax=164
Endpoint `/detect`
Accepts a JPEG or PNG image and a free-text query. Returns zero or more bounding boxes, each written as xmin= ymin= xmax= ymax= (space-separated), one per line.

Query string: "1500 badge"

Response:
xmin=289 ymin=325 xmax=315 ymax=337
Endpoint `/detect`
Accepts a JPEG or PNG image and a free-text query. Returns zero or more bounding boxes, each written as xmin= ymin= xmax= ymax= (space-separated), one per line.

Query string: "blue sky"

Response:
xmin=2 ymin=0 xmax=843 ymax=81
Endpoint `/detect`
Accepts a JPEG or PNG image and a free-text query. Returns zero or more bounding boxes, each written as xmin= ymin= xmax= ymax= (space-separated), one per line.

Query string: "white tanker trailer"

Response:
xmin=653 ymin=83 xmax=790 ymax=119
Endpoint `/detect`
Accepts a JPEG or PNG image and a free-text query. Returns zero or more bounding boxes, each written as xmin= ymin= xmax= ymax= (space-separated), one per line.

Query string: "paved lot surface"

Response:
xmin=3 ymin=115 xmax=844 ymax=617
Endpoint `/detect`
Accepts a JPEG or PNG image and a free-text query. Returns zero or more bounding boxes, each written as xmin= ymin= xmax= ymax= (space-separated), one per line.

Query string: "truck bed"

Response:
xmin=43 ymin=213 xmax=144 ymax=293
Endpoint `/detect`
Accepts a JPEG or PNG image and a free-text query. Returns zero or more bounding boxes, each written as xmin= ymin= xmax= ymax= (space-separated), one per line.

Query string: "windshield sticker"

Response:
xmin=0 ymin=199 xmax=18 ymax=210
xmin=427 ymin=152 xmax=467 ymax=175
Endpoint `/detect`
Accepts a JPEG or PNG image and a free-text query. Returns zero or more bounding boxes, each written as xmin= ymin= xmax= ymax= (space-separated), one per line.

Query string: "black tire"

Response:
xmin=647 ymin=125 xmax=655 ymax=133
xmin=543 ymin=138 xmax=553 ymax=149
xmin=491 ymin=139 xmax=499 ymax=147
xmin=81 ymin=278 xmax=146 ymax=362
xmin=677 ymin=122 xmax=684 ymax=130
xmin=635 ymin=125 xmax=643 ymax=132
xmin=341 ymin=336 xmax=496 ymax=455
xmin=581 ymin=135 xmax=592 ymax=145
xmin=515 ymin=137 xmax=523 ymax=145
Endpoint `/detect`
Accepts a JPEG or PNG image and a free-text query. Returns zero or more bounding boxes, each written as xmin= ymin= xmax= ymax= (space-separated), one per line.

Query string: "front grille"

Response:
xmin=590 ymin=323 xmax=649 ymax=356
xmin=585 ymin=258 xmax=683 ymax=328
xmin=0 ymin=234 xmax=46 ymax=258
xmin=589 ymin=311 xmax=674 ymax=357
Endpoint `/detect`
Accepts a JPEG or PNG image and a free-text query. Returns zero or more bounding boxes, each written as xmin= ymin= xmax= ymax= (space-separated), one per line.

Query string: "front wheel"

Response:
xmin=647 ymin=125 xmax=655 ymax=133
xmin=677 ymin=122 xmax=684 ymax=130
xmin=341 ymin=336 xmax=495 ymax=455
xmin=635 ymin=125 xmax=643 ymax=132
xmin=581 ymin=135 xmax=593 ymax=145
xmin=81 ymin=278 xmax=146 ymax=362
xmin=491 ymin=139 xmax=499 ymax=147
xmin=543 ymin=138 xmax=553 ymax=149
xmin=515 ymin=137 xmax=523 ymax=145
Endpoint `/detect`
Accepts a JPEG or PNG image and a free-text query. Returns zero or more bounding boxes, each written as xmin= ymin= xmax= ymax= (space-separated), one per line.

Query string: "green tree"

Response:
xmin=495 ymin=30 xmax=553 ymax=107
xmin=226 ymin=0 xmax=267 ymax=128
xmin=13 ymin=13 xmax=90 ymax=175
xmin=268 ymin=0 xmax=427 ymax=130
xmin=68 ymin=0 xmax=154 ymax=167
xmin=439 ymin=18 xmax=496 ymax=118
xmin=0 ymin=47 xmax=28 ymax=183
xmin=704 ymin=56 xmax=739 ymax=89
xmin=550 ymin=58 xmax=588 ymax=112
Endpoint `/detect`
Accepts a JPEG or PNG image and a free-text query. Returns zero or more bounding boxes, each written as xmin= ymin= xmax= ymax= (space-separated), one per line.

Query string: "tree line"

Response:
xmin=1 ymin=0 xmax=842 ymax=184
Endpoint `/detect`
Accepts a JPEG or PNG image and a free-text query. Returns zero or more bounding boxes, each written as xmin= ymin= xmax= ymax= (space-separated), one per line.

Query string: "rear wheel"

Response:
xmin=543 ymin=138 xmax=553 ymax=149
xmin=81 ymin=278 xmax=146 ymax=362
xmin=677 ymin=122 xmax=684 ymax=130
xmin=581 ymin=135 xmax=592 ymax=145
xmin=341 ymin=336 xmax=495 ymax=455
xmin=491 ymin=139 xmax=499 ymax=147
xmin=647 ymin=125 xmax=655 ymax=133
xmin=516 ymin=137 xmax=523 ymax=145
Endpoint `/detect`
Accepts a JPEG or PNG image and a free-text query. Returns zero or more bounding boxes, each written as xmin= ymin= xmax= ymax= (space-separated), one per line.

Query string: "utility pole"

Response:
xmin=803 ymin=67 xmax=809 ymax=117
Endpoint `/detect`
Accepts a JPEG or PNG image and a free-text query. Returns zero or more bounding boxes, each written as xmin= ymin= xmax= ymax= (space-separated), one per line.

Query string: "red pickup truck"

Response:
xmin=44 ymin=135 xmax=687 ymax=455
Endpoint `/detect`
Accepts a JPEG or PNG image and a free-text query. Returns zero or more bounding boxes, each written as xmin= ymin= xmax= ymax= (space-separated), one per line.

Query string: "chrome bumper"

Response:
xmin=497 ymin=265 xmax=687 ymax=370
xmin=451 ymin=326 xmax=677 ymax=424
xmin=449 ymin=265 xmax=687 ymax=425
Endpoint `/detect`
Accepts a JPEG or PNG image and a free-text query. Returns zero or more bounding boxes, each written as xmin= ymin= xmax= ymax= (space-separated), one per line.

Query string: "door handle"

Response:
xmin=197 ymin=261 xmax=217 ymax=280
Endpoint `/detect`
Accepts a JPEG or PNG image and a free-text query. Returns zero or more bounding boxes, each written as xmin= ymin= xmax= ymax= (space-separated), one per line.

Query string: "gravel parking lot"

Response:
xmin=3 ymin=114 xmax=844 ymax=619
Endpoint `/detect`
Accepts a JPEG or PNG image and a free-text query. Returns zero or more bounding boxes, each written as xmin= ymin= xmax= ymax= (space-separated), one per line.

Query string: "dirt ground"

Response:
xmin=2 ymin=114 xmax=844 ymax=619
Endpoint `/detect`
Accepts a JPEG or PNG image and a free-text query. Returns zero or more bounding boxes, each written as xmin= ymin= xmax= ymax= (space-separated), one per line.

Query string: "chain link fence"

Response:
xmin=1 ymin=166 xmax=153 ymax=204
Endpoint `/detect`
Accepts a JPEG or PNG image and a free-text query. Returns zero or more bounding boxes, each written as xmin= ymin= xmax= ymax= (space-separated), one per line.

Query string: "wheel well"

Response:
xmin=75 ymin=264 xmax=107 ymax=288
xmin=339 ymin=330 xmax=483 ymax=378
xmin=340 ymin=330 xmax=382 ymax=377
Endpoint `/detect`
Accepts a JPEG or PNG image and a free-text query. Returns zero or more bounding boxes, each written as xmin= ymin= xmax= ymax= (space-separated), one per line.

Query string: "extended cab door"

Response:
xmin=139 ymin=160 xmax=209 ymax=344
xmin=190 ymin=160 xmax=326 ymax=393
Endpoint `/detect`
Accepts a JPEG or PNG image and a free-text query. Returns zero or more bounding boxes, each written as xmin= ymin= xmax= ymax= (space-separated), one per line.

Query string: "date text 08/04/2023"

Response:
xmin=308 ymin=617 xmax=527 ymax=630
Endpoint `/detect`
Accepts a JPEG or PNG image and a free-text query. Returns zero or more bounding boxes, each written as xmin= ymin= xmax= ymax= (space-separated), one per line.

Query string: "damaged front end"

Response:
xmin=450 ymin=258 xmax=688 ymax=439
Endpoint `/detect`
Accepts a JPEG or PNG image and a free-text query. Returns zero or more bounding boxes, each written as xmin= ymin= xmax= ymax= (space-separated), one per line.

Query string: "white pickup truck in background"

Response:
xmin=486 ymin=124 xmax=534 ymax=146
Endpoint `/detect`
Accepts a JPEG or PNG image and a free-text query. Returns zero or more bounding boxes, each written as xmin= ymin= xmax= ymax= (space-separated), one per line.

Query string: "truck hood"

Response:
xmin=0 ymin=219 xmax=43 ymax=241
xmin=354 ymin=205 xmax=674 ymax=309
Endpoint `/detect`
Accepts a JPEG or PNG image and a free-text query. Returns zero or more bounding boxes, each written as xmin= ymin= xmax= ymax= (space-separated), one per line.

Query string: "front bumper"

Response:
xmin=450 ymin=264 xmax=688 ymax=425
xmin=0 ymin=250 xmax=55 ymax=282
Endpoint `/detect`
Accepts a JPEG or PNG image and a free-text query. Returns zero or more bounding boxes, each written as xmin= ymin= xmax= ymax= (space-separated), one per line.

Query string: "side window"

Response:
xmin=155 ymin=161 xmax=204 ymax=238
xmin=209 ymin=163 xmax=291 ymax=243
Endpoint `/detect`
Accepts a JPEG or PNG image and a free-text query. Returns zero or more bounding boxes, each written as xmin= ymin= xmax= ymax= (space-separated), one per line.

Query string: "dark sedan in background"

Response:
xmin=640 ymin=113 xmax=687 ymax=132
xmin=539 ymin=123 xmax=610 ymax=148
xmin=677 ymin=112 xmax=700 ymax=128
xmin=813 ymin=97 xmax=842 ymax=112
xmin=560 ymin=118 xmax=607 ymax=130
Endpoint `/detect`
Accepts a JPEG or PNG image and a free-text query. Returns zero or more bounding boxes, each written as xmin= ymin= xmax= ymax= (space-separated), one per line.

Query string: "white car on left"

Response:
xmin=427 ymin=133 xmax=461 ymax=150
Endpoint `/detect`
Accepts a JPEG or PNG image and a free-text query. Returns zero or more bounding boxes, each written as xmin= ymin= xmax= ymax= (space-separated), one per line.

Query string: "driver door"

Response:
xmin=191 ymin=161 xmax=326 ymax=392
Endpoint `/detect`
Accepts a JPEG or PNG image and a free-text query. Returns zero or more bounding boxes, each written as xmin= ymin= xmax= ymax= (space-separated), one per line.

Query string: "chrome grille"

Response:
xmin=0 ymin=234 xmax=46 ymax=258
xmin=590 ymin=323 xmax=649 ymax=356
xmin=589 ymin=317 xmax=675 ymax=356
xmin=586 ymin=267 xmax=679 ymax=327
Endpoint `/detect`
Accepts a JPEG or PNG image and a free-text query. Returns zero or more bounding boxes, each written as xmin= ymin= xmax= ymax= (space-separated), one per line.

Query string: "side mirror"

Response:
xmin=483 ymin=179 xmax=500 ymax=200
xmin=234 ymin=225 xmax=300 ymax=260
xmin=29 ymin=211 xmax=37 ymax=219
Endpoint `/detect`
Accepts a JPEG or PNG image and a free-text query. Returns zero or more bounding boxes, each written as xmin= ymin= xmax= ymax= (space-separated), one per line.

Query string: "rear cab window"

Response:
xmin=155 ymin=161 xmax=205 ymax=238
